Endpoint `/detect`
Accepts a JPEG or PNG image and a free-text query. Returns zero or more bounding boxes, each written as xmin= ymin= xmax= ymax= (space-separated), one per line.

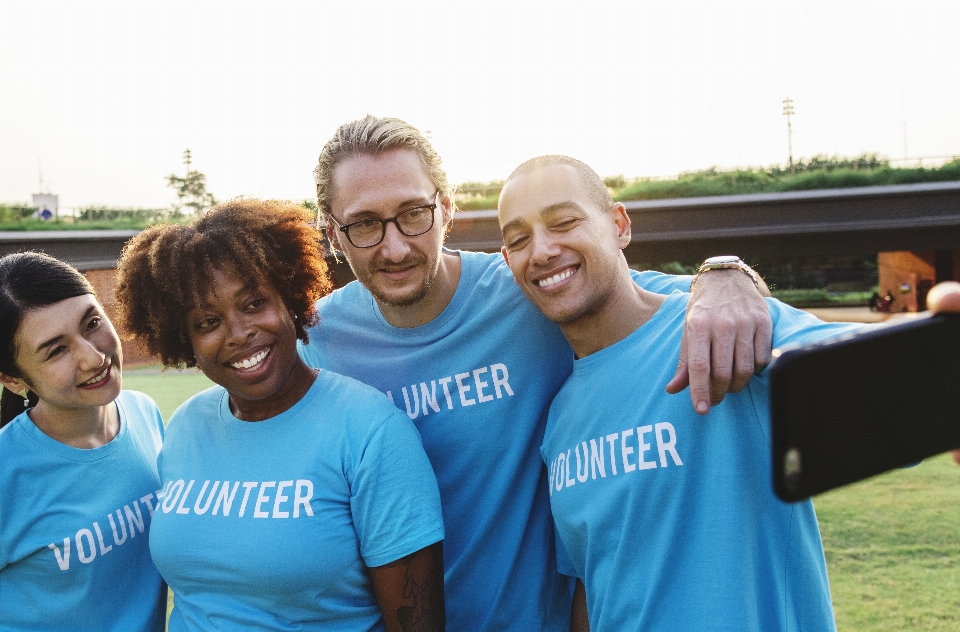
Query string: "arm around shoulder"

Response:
xmin=666 ymin=259 xmax=773 ymax=414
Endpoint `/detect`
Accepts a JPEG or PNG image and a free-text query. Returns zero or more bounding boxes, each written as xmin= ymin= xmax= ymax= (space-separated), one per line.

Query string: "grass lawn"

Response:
xmin=122 ymin=366 xmax=959 ymax=631
xmin=816 ymin=452 xmax=960 ymax=631
xmin=122 ymin=366 xmax=213 ymax=420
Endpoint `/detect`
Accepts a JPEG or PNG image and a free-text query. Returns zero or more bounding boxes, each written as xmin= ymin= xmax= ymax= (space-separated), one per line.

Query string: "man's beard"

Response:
xmin=365 ymin=252 xmax=439 ymax=308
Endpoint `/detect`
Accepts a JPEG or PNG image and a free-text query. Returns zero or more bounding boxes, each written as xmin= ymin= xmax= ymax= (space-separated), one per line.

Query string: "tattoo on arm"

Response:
xmin=394 ymin=554 xmax=439 ymax=631
xmin=371 ymin=542 xmax=445 ymax=632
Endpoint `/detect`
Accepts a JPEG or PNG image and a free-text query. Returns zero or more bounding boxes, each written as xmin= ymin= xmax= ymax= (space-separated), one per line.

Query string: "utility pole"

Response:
xmin=782 ymin=97 xmax=795 ymax=175
xmin=183 ymin=148 xmax=193 ymax=176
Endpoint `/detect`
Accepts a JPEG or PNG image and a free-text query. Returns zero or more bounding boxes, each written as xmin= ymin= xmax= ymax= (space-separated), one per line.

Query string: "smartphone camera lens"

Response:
xmin=783 ymin=448 xmax=802 ymax=492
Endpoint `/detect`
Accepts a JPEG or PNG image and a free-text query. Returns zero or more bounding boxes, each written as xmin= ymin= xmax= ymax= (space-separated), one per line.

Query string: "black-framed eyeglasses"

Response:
xmin=328 ymin=192 xmax=440 ymax=248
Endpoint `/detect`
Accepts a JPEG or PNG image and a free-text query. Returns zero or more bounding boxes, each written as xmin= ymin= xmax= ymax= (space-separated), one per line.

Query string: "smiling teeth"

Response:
xmin=537 ymin=269 xmax=574 ymax=288
xmin=82 ymin=365 xmax=109 ymax=386
xmin=231 ymin=349 xmax=268 ymax=370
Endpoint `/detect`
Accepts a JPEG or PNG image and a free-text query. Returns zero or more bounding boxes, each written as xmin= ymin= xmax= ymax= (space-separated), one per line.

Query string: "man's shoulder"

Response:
xmin=313 ymin=368 xmax=397 ymax=412
xmin=318 ymin=277 xmax=369 ymax=307
xmin=449 ymin=248 xmax=510 ymax=278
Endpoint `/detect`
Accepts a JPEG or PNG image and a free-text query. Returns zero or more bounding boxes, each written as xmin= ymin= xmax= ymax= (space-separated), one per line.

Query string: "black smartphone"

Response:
xmin=770 ymin=313 xmax=960 ymax=502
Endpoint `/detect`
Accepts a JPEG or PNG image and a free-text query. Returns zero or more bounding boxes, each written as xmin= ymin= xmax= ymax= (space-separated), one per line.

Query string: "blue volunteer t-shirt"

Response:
xmin=299 ymin=249 xmax=689 ymax=632
xmin=0 ymin=390 xmax=166 ymax=632
xmin=544 ymin=294 xmax=863 ymax=632
xmin=150 ymin=370 xmax=444 ymax=632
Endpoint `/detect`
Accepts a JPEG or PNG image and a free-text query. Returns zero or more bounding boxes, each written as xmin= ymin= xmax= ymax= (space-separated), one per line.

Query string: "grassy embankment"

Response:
xmin=463 ymin=157 xmax=960 ymax=308
xmin=7 ymin=156 xmax=956 ymax=230
xmin=0 ymin=206 xmax=172 ymax=231
xmin=456 ymin=156 xmax=960 ymax=210
xmin=128 ymin=368 xmax=960 ymax=632
xmin=0 ymin=201 xmax=319 ymax=231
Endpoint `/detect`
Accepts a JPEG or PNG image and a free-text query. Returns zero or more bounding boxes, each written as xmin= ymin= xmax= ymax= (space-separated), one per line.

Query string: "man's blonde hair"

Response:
xmin=313 ymin=115 xmax=454 ymax=219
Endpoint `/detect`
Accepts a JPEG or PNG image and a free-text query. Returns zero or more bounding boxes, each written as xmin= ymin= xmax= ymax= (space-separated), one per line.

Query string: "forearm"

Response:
xmin=370 ymin=541 xmax=445 ymax=632
xmin=668 ymin=257 xmax=774 ymax=412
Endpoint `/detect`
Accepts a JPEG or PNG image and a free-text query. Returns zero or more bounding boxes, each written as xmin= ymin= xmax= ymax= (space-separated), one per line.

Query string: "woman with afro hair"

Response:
xmin=116 ymin=198 xmax=445 ymax=632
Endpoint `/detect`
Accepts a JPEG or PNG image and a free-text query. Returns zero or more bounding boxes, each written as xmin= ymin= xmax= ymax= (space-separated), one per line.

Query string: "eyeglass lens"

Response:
xmin=347 ymin=205 xmax=435 ymax=247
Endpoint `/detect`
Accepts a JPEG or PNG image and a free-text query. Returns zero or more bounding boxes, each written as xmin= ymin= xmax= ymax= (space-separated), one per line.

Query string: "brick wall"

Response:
xmin=878 ymin=250 xmax=959 ymax=312
xmin=84 ymin=268 xmax=156 ymax=367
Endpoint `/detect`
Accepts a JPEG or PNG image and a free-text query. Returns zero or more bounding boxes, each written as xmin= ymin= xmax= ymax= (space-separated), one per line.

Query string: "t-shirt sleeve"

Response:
xmin=629 ymin=269 xmax=693 ymax=294
xmin=554 ymin=524 xmax=579 ymax=579
xmin=351 ymin=411 xmax=445 ymax=568
xmin=146 ymin=395 xmax=165 ymax=440
xmin=766 ymin=297 xmax=868 ymax=350
xmin=747 ymin=299 xmax=869 ymax=431
xmin=125 ymin=390 xmax=166 ymax=446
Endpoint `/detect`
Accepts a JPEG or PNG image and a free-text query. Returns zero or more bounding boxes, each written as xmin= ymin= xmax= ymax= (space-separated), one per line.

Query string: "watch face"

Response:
xmin=704 ymin=255 xmax=740 ymax=265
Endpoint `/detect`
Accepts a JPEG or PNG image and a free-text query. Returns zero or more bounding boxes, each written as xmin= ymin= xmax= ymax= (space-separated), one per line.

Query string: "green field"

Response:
xmin=122 ymin=366 xmax=213 ymax=420
xmin=816 ymin=453 xmax=960 ymax=631
xmin=125 ymin=367 xmax=960 ymax=631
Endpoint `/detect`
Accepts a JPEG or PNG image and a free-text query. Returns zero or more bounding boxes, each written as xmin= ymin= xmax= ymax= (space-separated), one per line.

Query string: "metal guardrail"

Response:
xmin=3 ymin=181 xmax=959 ymax=271
xmin=0 ymin=230 xmax=139 ymax=271
xmin=447 ymin=181 xmax=960 ymax=261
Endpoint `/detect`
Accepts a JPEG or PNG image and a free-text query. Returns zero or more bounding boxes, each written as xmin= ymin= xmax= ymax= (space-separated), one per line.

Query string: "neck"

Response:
xmin=378 ymin=251 xmax=462 ymax=328
xmin=230 ymin=359 xmax=318 ymax=422
xmin=560 ymin=270 xmax=667 ymax=359
xmin=29 ymin=401 xmax=120 ymax=449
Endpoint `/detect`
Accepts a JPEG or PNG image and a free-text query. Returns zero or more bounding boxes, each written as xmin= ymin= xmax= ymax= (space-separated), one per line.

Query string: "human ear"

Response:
xmin=324 ymin=217 xmax=345 ymax=252
xmin=439 ymin=193 xmax=454 ymax=226
xmin=500 ymin=246 xmax=510 ymax=265
xmin=613 ymin=203 xmax=632 ymax=248
xmin=0 ymin=372 xmax=29 ymax=397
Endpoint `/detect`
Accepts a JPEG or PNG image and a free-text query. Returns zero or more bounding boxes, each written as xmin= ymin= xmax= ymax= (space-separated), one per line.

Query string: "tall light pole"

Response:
xmin=782 ymin=98 xmax=795 ymax=175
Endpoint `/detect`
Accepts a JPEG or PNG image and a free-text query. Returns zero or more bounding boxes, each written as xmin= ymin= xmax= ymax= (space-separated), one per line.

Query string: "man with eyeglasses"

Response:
xmin=327 ymin=192 xmax=439 ymax=249
xmin=299 ymin=115 xmax=773 ymax=632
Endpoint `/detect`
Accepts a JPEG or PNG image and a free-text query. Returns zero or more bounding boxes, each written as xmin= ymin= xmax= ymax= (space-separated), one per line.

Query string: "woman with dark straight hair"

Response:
xmin=0 ymin=251 xmax=166 ymax=632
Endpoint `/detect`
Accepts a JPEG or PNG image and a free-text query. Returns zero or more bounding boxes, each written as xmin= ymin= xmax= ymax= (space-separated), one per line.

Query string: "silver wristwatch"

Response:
xmin=690 ymin=255 xmax=760 ymax=291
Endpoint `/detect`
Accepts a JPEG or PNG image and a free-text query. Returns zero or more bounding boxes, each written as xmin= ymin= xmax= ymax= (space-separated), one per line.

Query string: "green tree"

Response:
xmin=166 ymin=149 xmax=216 ymax=215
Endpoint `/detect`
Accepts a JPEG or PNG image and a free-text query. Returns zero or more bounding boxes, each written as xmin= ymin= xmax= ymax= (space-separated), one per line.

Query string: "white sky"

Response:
xmin=1 ymin=0 xmax=959 ymax=208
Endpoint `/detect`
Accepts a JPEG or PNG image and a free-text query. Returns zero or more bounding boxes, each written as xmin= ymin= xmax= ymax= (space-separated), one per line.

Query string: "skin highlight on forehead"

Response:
xmin=503 ymin=155 xmax=614 ymax=216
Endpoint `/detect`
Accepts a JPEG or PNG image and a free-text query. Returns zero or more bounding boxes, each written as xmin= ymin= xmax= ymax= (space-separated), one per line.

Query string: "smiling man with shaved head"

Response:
xmin=497 ymin=154 xmax=872 ymax=631
xmin=300 ymin=116 xmax=774 ymax=632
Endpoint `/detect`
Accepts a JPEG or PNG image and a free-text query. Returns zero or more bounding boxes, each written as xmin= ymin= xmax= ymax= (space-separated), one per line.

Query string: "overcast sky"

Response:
xmin=1 ymin=0 xmax=958 ymax=209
